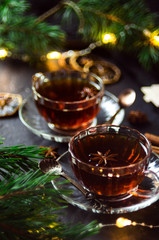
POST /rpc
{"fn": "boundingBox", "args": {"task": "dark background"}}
[29,0,159,16]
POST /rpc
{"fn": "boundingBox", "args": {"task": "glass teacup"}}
[69,125,159,201]
[32,70,104,135]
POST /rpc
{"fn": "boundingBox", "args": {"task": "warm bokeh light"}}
[0,49,8,58]
[102,33,117,44]
[144,29,159,47]
[150,35,159,47]
[46,51,61,59]
[116,217,132,228]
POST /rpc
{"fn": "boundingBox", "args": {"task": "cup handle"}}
[129,170,159,199]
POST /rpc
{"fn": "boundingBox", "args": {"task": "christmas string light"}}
[150,31,159,47]
[55,32,117,61]
[0,27,159,62]
[102,33,117,44]
[143,29,159,47]
[98,217,159,229]
[25,29,159,62]
[44,36,121,84]
[0,49,9,58]
[43,32,118,78]
[27,217,159,240]
[46,51,62,60]
[151,35,159,46]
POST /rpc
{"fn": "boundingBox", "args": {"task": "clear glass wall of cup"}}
[69,125,159,202]
[32,70,104,135]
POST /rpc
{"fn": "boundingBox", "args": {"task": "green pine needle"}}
[0,139,100,239]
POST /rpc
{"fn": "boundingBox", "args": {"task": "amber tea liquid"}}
[34,77,101,131]
[71,132,148,198]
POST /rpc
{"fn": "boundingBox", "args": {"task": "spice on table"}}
[127,110,148,125]
[144,132,159,155]
[151,145,159,155]
[39,146,60,173]
[145,133,159,146]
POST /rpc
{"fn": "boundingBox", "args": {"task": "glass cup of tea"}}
[32,70,104,135]
[68,125,159,202]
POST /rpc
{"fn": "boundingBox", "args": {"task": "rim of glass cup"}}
[32,70,104,108]
[68,124,152,171]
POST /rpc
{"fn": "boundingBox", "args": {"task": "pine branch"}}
[0,143,47,179]
[0,17,65,57]
[60,0,159,67]
[0,0,30,22]
[0,139,100,239]
[1,0,159,67]
[0,0,65,60]
[36,0,64,23]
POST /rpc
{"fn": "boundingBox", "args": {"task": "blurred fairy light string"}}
[43,30,159,61]
[45,33,115,62]
[143,29,159,47]
[1,0,159,64]
[0,29,159,61]
[45,29,159,60]
[28,217,159,236]
[99,217,159,229]
[102,33,117,44]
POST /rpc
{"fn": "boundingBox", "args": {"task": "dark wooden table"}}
[0,48,159,240]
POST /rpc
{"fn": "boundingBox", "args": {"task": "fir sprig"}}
[0,144,46,178]
[61,0,159,67]
[0,0,65,60]
[0,140,100,239]
[1,0,159,68]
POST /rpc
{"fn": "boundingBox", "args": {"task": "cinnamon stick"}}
[151,145,159,155]
[144,133,159,146]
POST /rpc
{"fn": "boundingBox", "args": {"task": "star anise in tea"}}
[89,149,118,166]
[80,87,95,99]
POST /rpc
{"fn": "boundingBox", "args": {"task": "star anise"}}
[80,87,95,99]
[89,149,118,166]
[39,146,60,173]
[40,146,59,158]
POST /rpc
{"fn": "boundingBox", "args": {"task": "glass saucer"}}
[51,151,159,214]
[19,91,125,143]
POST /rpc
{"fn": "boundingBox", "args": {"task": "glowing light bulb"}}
[0,49,8,58]
[146,30,159,47]
[154,36,159,42]
[102,33,117,44]
[116,217,132,228]
[151,35,159,47]
[46,51,61,59]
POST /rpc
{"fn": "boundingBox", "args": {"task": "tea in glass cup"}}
[68,125,156,201]
[32,70,104,135]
